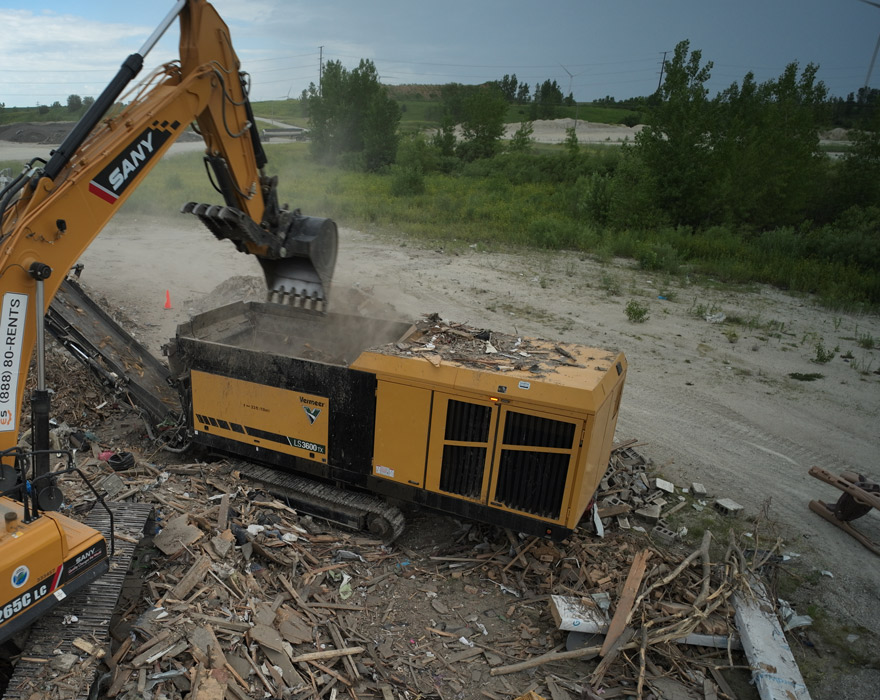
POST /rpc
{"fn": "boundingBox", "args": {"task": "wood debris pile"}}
[377,315,588,373]
[2,433,782,700]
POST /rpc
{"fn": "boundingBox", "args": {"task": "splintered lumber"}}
[808,466,880,511]
[600,549,650,656]
[490,642,631,676]
[153,514,203,555]
[591,627,635,685]
[190,626,228,669]
[290,646,365,663]
[170,555,212,600]
[733,575,812,700]
[216,493,230,530]
[194,670,226,700]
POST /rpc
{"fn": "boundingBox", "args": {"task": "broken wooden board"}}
[600,549,650,657]
[153,514,203,556]
[733,575,812,700]
[809,500,880,556]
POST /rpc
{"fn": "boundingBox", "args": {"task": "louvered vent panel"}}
[444,400,491,442]
[503,411,575,448]
[494,449,570,518]
[439,445,486,498]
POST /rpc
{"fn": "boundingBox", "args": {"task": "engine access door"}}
[485,406,581,525]
[424,394,499,504]
[425,394,582,525]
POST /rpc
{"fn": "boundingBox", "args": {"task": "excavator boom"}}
[0,0,335,460]
[0,0,335,649]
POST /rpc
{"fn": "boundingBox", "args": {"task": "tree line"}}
[295,42,879,306]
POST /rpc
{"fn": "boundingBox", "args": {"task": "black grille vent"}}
[445,400,491,443]
[494,450,569,518]
[503,411,575,448]
[439,445,486,498]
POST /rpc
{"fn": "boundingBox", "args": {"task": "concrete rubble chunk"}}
[655,477,675,494]
[652,524,676,546]
[692,482,708,497]
[634,503,662,524]
[714,498,744,517]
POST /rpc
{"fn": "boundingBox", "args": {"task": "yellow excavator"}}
[0,0,626,655]
[0,0,337,646]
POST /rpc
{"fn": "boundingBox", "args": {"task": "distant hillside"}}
[0,105,89,126]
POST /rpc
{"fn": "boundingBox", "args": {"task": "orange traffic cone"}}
[164,290,172,310]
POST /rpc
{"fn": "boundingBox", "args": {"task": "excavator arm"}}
[0,0,336,467]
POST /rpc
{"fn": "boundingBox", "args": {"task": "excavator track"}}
[3,503,153,700]
[235,462,406,543]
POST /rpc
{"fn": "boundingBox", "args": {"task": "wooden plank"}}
[591,627,635,685]
[733,575,811,700]
[153,514,203,556]
[599,549,650,657]
[809,501,880,556]
[216,493,230,530]
[808,467,880,511]
[596,504,631,518]
[170,555,212,600]
[290,647,365,663]
[190,614,253,633]
[194,670,227,700]
[709,668,738,700]
[189,626,228,669]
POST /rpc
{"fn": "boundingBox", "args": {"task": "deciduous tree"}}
[307,59,400,171]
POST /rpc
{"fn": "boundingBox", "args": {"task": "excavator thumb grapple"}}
[183,177,338,308]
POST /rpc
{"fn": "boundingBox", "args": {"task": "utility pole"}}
[319,46,324,96]
[657,51,669,92]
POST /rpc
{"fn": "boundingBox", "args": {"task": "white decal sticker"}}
[375,465,394,477]
[518,381,531,390]
[0,293,27,432]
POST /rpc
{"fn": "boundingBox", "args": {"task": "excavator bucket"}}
[183,202,338,308]
[261,214,337,307]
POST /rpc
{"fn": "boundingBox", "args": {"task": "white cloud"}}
[0,10,151,104]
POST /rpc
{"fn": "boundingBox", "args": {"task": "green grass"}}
[788,372,824,381]
[0,104,90,125]
[251,100,309,127]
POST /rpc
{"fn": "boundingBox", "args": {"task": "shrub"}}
[390,165,425,196]
[625,300,650,323]
[636,241,681,274]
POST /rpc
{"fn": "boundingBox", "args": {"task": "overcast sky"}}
[0,0,877,107]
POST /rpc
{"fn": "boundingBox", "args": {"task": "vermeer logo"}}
[303,406,321,425]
